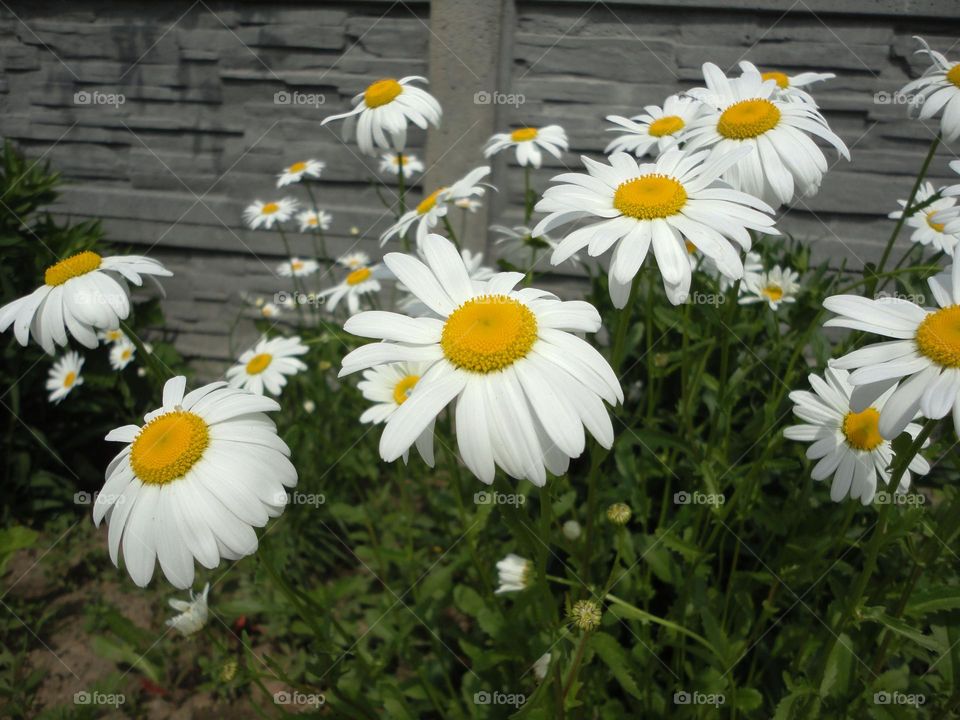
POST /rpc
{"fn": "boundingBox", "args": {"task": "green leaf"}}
[588,632,642,699]
[905,587,960,617]
[819,633,853,699]
[863,607,945,653]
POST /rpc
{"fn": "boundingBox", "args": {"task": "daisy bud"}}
[532,652,551,682]
[562,520,582,541]
[494,553,532,594]
[569,599,602,632]
[606,503,632,526]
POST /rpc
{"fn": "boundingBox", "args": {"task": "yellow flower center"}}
[762,284,784,302]
[121,349,132,360]
[613,174,688,220]
[441,295,537,373]
[392,374,420,405]
[948,64,960,89]
[365,78,402,108]
[915,305,960,367]
[130,410,210,486]
[416,187,446,215]
[63,371,76,388]
[510,127,538,142]
[106,330,123,342]
[648,115,685,137]
[718,98,781,139]
[307,216,319,226]
[761,71,790,89]
[346,267,372,285]
[288,161,307,173]
[245,353,273,375]
[44,251,102,287]
[842,407,883,451]
[261,202,280,215]
[291,260,304,270]
[926,211,946,232]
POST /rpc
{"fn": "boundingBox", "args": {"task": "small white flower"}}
[244,198,299,230]
[338,252,370,270]
[318,264,386,315]
[226,336,309,396]
[277,257,319,278]
[738,61,834,106]
[495,554,532,594]
[46,351,84,404]
[562,520,581,541]
[900,36,960,143]
[739,265,800,310]
[889,181,959,256]
[379,153,425,179]
[357,361,434,466]
[453,197,482,213]
[484,125,567,168]
[166,583,210,636]
[98,328,127,345]
[297,209,332,233]
[303,399,316,413]
[276,159,324,188]
[109,339,136,370]
[604,95,702,157]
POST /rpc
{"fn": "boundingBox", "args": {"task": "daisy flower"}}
[297,209,332,233]
[933,161,960,239]
[492,224,582,269]
[340,234,622,485]
[381,166,490,247]
[166,583,210,636]
[495,553,531,594]
[784,368,930,504]
[321,76,441,156]
[484,125,567,168]
[825,261,960,438]
[900,36,960,143]
[888,181,959,256]
[94,376,296,588]
[533,148,778,307]
[379,152,424,179]
[110,339,136,371]
[357,361,434,465]
[0,251,172,354]
[277,257,319,278]
[319,264,385,315]
[604,95,701,157]
[226,336,308,396]
[98,328,127,345]
[738,61,834,105]
[337,252,370,270]
[276,159,324,188]
[244,198,298,230]
[739,265,800,310]
[684,63,849,207]
[47,351,83,404]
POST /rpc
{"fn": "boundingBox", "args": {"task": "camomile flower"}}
[337,252,370,270]
[492,224,582,269]
[534,148,778,307]
[297,209,332,233]
[484,125,567,168]
[888,181,959,256]
[259,302,282,319]
[318,264,386,315]
[94,376,296,588]
[604,95,701,157]
[379,152,424,179]
[166,583,210,636]
[226,336,308,396]
[340,234,622,485]
[933,161,960,239]
[321,76,441,156]
[824,261,960,439]
[276,159,324,188]
[244,198,298,230]
[900,36,960,143]
[495,554,532,594]
[47,351,84,404]
[739,265,800,310]
[357,361,434,465]
[98,328,127,345]
[110,339,136,371]
[277,257,319,278]
[684,62,849,207]
[381,166,491,246]
[738,61,834,105]
[0,251,172,354]
[784,368,929,504]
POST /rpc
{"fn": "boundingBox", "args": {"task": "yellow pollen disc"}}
[130,411,210,486]
[288,161,307,173]
[44,251,102,287]
[915,305,960,367]
[613,174,688,220]
[393,375,420,405]
[761,71,790,89]
[762,284,784,302]
[291,260,304,270]
[122,349,132,360]
[948,64,960,89]
[365,78,402,108]
[441,295,538,373]
[927,211,946,232]
[63,371,76,388]
[346,267,372,285]
[685,239,698,254]
[718,98,781,139]
[510,127,538,142]
[842,408,883,451]
[417,187,446,215]
[308,217,318,226]
[245,353,273,375]
[648,115,685,137]
[261,202,280,215]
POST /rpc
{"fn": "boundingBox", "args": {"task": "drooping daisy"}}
[825,261,960,438]
[318,264,386,315]
[110,339,136,371]
[297,209,332,233]
[47,351,84,404]
[484,125,567,168]
[738,61,835,106]
[534,148,778,307]
[0,251,172,354]
[244,198,299,230]
[276,159,324,188]
[337,252,370,270]
[739,265,800,310]
[495,554,531,594]
[340,234,622,485]
[887,181,959,256]
[98,328,127,345]
[379,152,424,179]
[357,361,434,465]
[784,368,930,504]
[277,257,319,278]
[684,63,849,207]
[226,336,308,396]
[94,376,296,588]
[166,583,210,636]
[900,36,960,143]
[321,76,442,156]
[380,166,491,247]
[604,95,701,157]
